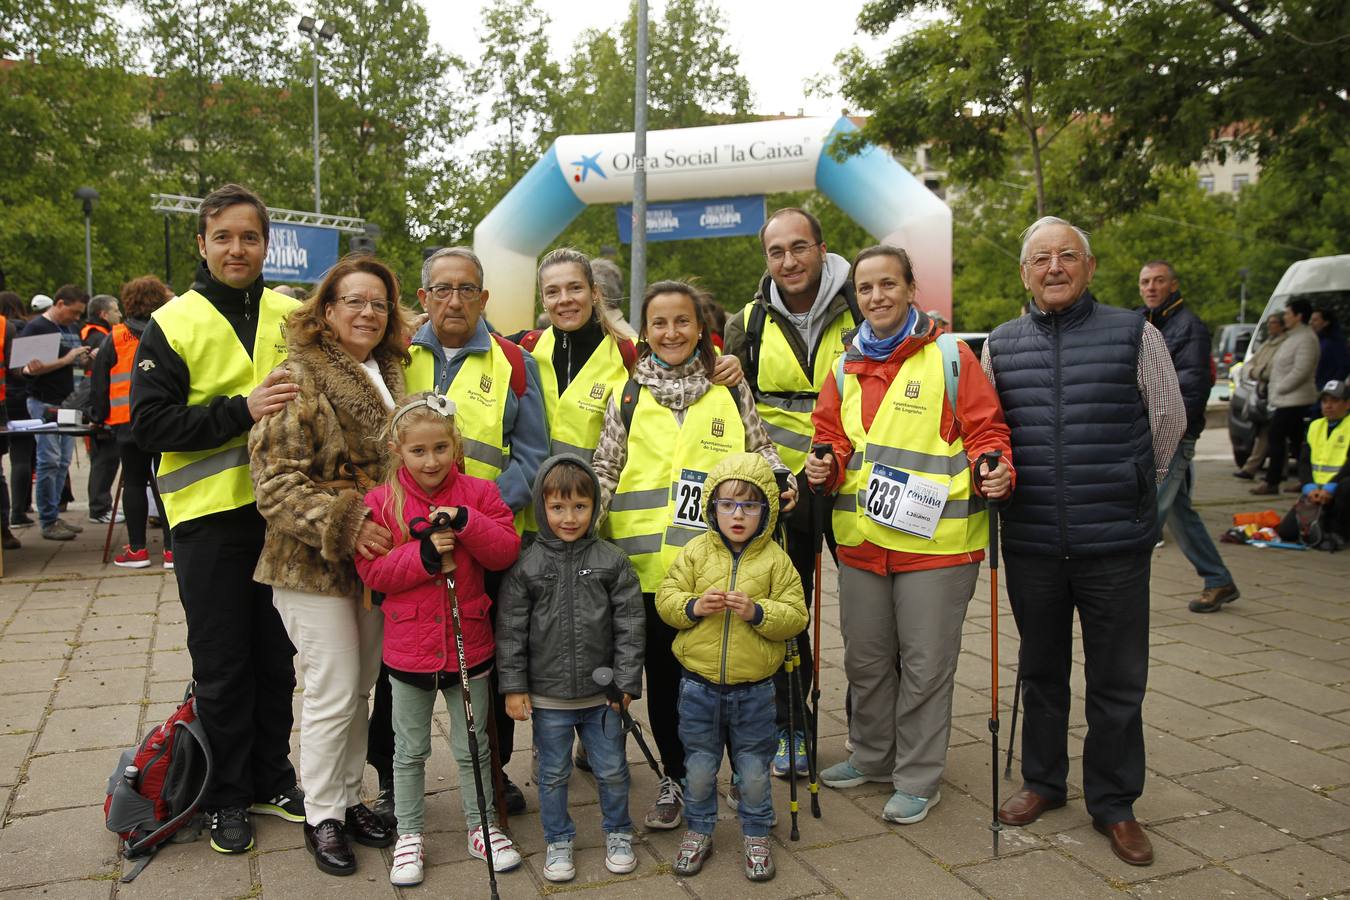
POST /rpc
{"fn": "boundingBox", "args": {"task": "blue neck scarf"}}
[855,307,917,360]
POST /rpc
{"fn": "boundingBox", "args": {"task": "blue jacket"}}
[409,319,549,514]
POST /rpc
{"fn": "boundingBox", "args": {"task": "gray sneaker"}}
[55,517,83,533]
[672,830,713,876]
[645,776,683,830]
[41,521,77,541]
[744,835,775,881]
[542,840,574,882]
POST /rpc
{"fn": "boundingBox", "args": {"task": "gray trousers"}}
[838,562,978,797]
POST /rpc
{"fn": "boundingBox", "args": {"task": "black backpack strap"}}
[619,377,641,434]
[744,303,767,395]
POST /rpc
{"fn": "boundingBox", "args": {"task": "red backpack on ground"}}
[104,683,213,881]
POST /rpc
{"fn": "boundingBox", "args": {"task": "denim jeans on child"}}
[1156,437,1234,589]
[533,704,632,843]
[677,674,776,837]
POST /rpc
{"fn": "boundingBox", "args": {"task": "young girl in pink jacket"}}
[355,393,522,887]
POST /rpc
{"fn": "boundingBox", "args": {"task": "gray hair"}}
[590,257,624,310]
[421,247,484,289]
[88,293,119,317]
[1019,216,1093,263]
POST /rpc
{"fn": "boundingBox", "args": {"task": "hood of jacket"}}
[531,452,602,548]
[701,452,781,553]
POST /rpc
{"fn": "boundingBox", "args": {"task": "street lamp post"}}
[74,186,98,296]
[298,15,337,214]
[627,0,649,334]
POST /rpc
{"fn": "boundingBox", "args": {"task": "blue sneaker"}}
[820,760,887,789]
[792,731,809,777]
[883,789,940,824]
[770,729,791,777]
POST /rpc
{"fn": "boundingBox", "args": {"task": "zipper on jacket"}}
[566,542,578,696]
[718,550,742,686]
[243,287,253,321]
[1053,316,1069,558]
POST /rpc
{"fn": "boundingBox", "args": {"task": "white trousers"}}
[273,586,383,825]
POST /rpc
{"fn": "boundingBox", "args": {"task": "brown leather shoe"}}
[997,789,1065,826]
[1249,483,1278,495]
[1094,819,1154,866]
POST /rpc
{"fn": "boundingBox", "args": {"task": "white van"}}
[1227,255,1350,465]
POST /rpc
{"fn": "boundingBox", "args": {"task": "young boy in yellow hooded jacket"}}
[656,452,807,883]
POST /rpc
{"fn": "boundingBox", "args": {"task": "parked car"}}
[1227,254,1350,465]
[949,331,987,359]
[1212,323,1255,400]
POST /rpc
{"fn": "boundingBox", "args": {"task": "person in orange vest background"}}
[0,291,20,549]
[83,293,123,524]
[90,277,173,567]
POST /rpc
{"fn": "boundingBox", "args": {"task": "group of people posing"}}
[122,182,1188,888]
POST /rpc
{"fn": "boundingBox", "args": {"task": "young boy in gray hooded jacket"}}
[495,453,645,883]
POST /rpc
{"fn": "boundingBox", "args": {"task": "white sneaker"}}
[542,840,575,882]
[468,824,522,872]
[605,832,637,874]
[389,833,424,886]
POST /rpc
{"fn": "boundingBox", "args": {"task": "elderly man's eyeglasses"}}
[1023,250,1085,271]
[336,295,392,316]
[425,283,481,302]
[713,498,767,517]
[766,241,821,264]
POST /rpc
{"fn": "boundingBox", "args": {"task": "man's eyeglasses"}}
[336,295,392,316]
[713,498,767,517]
[766,241,821,264]
[1023,250,1085,271]
[425,283,481,302]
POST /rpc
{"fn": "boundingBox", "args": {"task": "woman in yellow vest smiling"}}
[805,245,1013,826]
[592,280,796,832]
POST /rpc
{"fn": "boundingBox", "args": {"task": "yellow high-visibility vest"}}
[608,385,744,592]
[832,342,986,554]
[153,288,298,527]
[1308,417,1349,486]
[530,327,630,461]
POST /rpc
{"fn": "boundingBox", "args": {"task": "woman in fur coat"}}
[249,254,408,876]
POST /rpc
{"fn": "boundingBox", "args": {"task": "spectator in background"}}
[1310,308,1349,386]
[30,294,53,314]
[697,291,728,350]
[2,292,34,530]
[1234,314,1287,480]
[83,293,123,524]
[1277,379,1350,548]
[15,285,90,541]
[0,292,18,548]
[590,257,638,342]
[1253,298,1320,495]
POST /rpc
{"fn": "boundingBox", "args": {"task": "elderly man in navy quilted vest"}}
[981,217,1185,868]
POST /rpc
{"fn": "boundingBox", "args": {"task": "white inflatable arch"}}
[473,116,952,333]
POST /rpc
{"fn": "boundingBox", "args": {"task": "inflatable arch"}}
[473,115,952,333]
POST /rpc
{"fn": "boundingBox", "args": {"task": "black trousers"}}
[173,504,297,810]
[1265,406,1308,488]
[1005,550,1150,824]
[86,429,119,518]
[775,492,838,732]
[644,591,686,779]
[8,434,33,519]
[114,428,170,550]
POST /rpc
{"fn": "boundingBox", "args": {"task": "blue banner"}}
[263,222,341,284]
[617,196,765,243]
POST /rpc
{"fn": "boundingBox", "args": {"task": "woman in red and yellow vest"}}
[806,245,1013,825]
[90,276,174,568]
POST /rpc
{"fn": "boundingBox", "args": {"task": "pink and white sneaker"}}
[468,824,521,871]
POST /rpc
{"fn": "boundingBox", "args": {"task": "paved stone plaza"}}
[0,425,1347,898]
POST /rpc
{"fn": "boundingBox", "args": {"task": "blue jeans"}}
[678,675,776,837]
[1156,437,1233,589]
[533,704,632,843]
[28,397,73,527]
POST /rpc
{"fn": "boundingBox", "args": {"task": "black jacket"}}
[1141,293,1211,439]
[495,454,645,701]
[130,263,261,454]
[987,292,1157,558]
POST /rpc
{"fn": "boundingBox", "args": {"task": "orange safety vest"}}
[80,321,110,343]
[106,323,138,426]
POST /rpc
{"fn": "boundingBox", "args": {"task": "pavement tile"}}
[1130,865,1281,898]
[960,847,1114,899]
[1231,650,1350,686]
[1154,624,1270,657]
[1222,670,1350,714]
[36,703,140,753]
[17,589,91,610]
[89,591,158,616]
[79,613,155,642]
[1317,832,1350,864]
[1214,697,1350,749]
[898,785,1045,865]
[1246,629,1350,663]
[0,692,50,735]
[254,845,401,898]
[1150,642,1264,678]
[0,733,33,786]
[1248,610,1350,641]
[1148,664,1259,707]
[799,832,981,898]
[0,807,119,885]
[416,854,541,898]
[67,639,151,672]
[115,840,255,900]
[1178,766,1347,839]
[0,634,74,662]
[95,576,164,598]
[13,748,121,814]
[1140,692,1248,739]
[3,607,86,636]
[1154,809,1298,861]
[1140,729,1235,776]
[0,659,65,695]
[1230,843,1350,899]
[147,649,192,682]
[52,669,148,709]
[1051,821,1205,882]
[1134,772,1225,823]
[1205,730,1350,789]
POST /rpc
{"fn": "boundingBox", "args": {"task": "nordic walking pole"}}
[785,636,802,841]
[1004,673,1021,779]
[593,667,663,778]
[808,442,831,819]
[101,471,124,564]
[413,513,499,900]
[979,451,1003,857]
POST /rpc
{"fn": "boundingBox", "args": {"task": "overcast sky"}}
[424,0,883,122]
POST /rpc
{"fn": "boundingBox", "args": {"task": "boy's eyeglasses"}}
[714,499,767,517]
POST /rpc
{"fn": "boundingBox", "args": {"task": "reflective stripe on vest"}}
[106,323,138,426]
[1308,417,1349,486]
[607,385,744,592]
[153,288,298,527]
[832,342,986,554]
[741,304,849,472]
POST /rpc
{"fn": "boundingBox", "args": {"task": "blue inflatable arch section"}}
[473,116,952,333]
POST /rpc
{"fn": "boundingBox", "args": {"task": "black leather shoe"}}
[345,802,394,848]
[305,819,356,876]
[372,775,396,830]
[503,777,526,815]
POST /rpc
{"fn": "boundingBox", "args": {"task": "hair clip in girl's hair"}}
[392,393,457,428]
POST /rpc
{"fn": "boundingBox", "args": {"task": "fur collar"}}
[286,334,405,432]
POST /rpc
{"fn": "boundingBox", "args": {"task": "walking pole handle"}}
[977,450,1002,570]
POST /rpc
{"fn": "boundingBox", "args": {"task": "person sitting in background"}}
[1234,314,1287,480]
[1276,379,1350,548]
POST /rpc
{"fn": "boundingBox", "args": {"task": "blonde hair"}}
[380,391,464,542]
